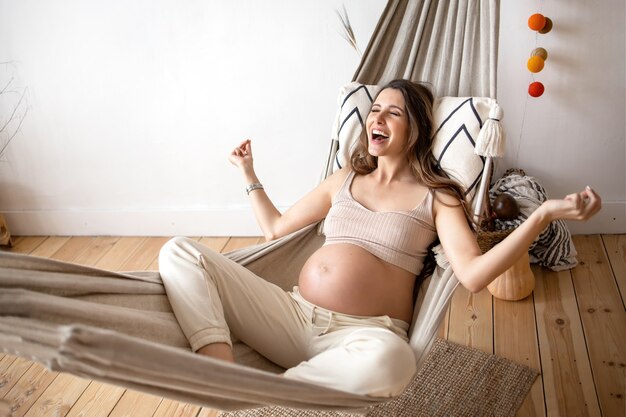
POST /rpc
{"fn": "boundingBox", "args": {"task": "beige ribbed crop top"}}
[323,170,438,275]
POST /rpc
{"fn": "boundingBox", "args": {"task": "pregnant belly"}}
[297,243,416,322]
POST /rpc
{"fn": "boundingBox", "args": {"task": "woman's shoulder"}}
[317,167,352,196]
[431,187,460,201]
[431,187,464,215]
[327,167,353,185]
[334,166,353,177]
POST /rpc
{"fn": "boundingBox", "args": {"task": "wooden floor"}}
[0,234,624,417]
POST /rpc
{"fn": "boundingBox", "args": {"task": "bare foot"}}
[196,343,235,363]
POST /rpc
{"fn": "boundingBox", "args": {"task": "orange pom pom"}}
[528,82,545,97]
[528,13,546,31]
[527,56,545,73]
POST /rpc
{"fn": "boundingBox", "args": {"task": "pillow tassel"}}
[474,104,505,158]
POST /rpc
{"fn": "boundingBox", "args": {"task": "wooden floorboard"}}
[73,237,120,267]
[4,363,58,417]
[152,398,201,417]
[571,235,626,417]
[65,382,126,417]
[0,359,44,401]
[1,234,624,417]
[533,266,601,417]
[494,293,544,417]
[7,236,46,255]
[49,236,95,262]
[29,237,71,258]
[602,234,626,309]
[446,286,493,354]
[21,373,90,417]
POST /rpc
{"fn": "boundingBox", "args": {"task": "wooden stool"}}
[0,215,13,247]
[487,251,535,301]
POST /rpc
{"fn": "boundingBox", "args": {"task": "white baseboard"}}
[1,207,270,237]
[2,201,624,236]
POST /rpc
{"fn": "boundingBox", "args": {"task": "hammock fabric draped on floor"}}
[0,225,457,411]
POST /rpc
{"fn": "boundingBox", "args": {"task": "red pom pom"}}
[528,82,545,97]
[528,14,546,31]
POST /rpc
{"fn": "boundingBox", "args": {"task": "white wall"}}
[0,0,385,236]
[497,0,625,234]
[0,0,624,236]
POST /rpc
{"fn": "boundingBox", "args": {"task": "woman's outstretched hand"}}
[539,186,602,223]
[228,139,254,172]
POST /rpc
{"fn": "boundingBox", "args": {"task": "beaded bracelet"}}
[245,183,264,195]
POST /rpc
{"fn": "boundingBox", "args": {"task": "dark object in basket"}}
[492,193,520,220]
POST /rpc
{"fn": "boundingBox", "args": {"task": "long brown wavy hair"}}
[350,79,475,282]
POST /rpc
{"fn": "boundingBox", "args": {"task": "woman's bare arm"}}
[229,139,348,241]
[434,187,601,292]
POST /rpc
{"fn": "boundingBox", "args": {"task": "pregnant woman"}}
[158,79,600,397]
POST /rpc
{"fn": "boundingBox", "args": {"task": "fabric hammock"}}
[353,0,499,97]
[0,0,501,412]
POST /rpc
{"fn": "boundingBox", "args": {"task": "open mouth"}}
[371,129,389,143]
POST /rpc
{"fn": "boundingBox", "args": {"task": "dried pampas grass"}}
[335,5,361,55]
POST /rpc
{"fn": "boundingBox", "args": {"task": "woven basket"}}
[476,229,512,254]
[0,215,12,247]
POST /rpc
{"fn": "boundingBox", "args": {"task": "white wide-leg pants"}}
[158,237,416,397]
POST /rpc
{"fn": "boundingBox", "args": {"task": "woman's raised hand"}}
[539,186,602,223]
[228,139,254,172]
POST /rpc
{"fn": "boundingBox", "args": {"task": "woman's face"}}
[365,88,411,159]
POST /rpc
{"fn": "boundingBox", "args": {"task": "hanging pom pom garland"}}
[526,8,553,98]
[516,2,554,165]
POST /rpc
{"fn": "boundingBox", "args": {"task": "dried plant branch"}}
[0,76,14,95]
[335,5,361,56]
[0,86,26,133]
[0,89,28,158]
[0,62,29,160]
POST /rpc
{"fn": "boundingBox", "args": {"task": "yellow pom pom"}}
[527,56,545,73]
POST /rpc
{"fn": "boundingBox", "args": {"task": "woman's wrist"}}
[533,203,553,228]
[245,182,264,195]
[241,167,258,184]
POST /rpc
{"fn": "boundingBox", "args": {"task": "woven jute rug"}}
[221,338,539,417]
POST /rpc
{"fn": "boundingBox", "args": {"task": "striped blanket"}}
[489,169,578,271]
